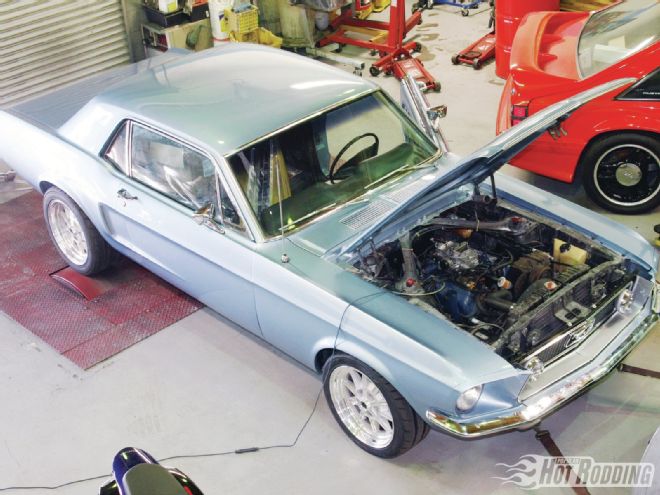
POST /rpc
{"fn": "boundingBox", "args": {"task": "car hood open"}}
[331,78,635,258]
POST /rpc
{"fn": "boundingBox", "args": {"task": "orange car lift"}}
[317,0,440,91]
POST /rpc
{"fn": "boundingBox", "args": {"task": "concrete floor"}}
[1,4,659,494]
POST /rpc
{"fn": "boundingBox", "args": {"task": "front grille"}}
[521,294,618,367]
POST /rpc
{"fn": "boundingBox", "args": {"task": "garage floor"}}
[0,5,658,494]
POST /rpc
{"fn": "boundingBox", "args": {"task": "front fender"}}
[337,293,522,419]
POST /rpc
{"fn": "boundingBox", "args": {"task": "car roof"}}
[92,44,377,156]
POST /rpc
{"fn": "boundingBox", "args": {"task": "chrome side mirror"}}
[428,104,447,121]
[428,105,447,134]
[193,203,224,234]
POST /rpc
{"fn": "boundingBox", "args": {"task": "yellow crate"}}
[226,6,259,34]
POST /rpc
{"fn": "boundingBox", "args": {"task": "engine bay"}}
[354,196,634,366]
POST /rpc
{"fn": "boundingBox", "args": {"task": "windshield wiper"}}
[364,158,437,191]
[281,202,339,233]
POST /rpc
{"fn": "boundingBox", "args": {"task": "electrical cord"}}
[0,474,112,492]
[0,375,326,494]
[0,300,352,493]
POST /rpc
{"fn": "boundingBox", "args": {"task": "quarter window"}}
[619,69,660,100]
[103,123,129,174]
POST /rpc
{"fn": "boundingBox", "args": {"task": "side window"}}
[129,123,245,231]
[103,123,129,174]
[130,124,217,210]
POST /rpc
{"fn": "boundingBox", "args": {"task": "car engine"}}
[354,196,633,366]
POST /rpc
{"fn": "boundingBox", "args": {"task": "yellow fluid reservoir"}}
[553,238,588,268]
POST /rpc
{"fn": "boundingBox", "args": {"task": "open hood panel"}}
[337,78,635,257]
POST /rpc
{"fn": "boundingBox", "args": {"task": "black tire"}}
[472,58,482,70]
[461,8,469,16]
[581,133,660,214]
[433,81,441,92]
[323,354,429,458]
[451,54,460,65]
[43,187,114,275]
[369,65,380,77]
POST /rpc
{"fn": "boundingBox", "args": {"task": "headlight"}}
[456,385,483,412]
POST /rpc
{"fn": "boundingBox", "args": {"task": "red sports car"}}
[497,0,659,214]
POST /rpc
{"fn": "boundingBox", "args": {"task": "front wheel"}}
[323,354,429,458]
[43,188,114,275]
[582,133,660,214]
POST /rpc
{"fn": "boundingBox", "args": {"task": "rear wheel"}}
[43,188,114,275]
[323,354,429,458]
[582,133,660,214]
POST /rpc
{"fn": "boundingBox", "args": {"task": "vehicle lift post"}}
[317,0,440,91]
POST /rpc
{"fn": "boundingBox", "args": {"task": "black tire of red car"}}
[581,133,660,214]
[43,187,114,275]
[323,354,430,458]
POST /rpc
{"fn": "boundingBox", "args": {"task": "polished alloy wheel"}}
[328,365,394,448]
[47,198,89,266]
[593,144,660,207]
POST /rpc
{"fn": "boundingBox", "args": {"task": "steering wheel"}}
[328,132,380,184]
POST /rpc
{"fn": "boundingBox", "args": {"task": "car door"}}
[100,120,261,335]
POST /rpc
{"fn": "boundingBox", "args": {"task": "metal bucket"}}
[256,0,282,35]
[278,0,315,47]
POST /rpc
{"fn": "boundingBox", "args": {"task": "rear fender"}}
[0,110,108,225]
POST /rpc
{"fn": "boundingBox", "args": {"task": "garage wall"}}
[0,0,132,108]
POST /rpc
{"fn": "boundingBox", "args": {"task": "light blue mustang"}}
[1,45,657,457]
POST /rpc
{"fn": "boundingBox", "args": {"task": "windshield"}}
[578,0,659,78]
[227,91,437,237]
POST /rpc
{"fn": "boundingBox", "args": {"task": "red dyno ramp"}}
[0,192,202,369]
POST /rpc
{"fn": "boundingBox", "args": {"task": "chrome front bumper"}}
[426,279,659,438]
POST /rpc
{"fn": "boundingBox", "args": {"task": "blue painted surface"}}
[0,49,655,437]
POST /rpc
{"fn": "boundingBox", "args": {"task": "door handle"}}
[117,188,138,201]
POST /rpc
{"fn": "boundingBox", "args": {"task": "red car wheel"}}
[582,133,660,214]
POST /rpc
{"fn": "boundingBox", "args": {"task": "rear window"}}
[577,0,659,78]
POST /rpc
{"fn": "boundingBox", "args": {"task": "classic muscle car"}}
[496,0,660,214]
[1,45,658,458]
